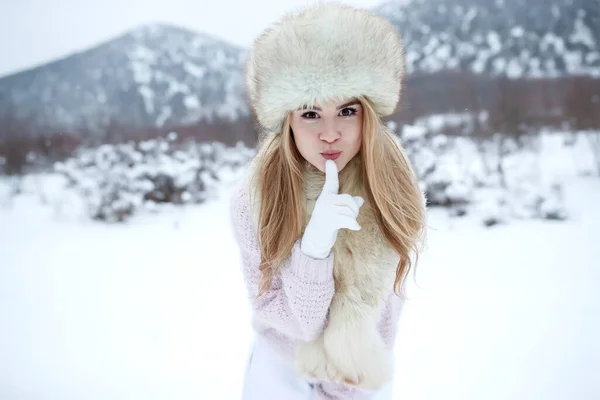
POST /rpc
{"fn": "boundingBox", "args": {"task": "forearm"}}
[238,239,335,341]
[231,181,335,341]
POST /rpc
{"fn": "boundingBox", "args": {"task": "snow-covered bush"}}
[390,118,568,226]
[0,175,21,208]
[54,133,255,222]
[584,130,600,176]
[398,124,478,209]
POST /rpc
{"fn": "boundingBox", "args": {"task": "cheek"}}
[342,119,362,148]
[291,125,319,153]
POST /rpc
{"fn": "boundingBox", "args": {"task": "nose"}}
[319,120,341,143]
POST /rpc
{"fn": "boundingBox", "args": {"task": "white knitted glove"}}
[300,160,364,259]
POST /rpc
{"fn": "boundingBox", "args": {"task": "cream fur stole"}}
[247,155,400,389]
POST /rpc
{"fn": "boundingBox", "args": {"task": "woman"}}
[230,3,427,399]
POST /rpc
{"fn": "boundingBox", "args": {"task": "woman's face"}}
[289,97,363,173]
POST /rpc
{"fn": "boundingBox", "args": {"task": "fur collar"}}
[248,154,400,389]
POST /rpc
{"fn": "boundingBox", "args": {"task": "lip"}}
[321,151,341,160]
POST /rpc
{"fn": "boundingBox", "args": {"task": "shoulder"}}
[229,172,251,221]
[229,161,261,233]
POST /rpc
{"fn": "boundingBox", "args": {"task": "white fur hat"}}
[244,2,405,132]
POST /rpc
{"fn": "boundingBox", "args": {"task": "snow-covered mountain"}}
[0,23,248,136]
[0,0,598,139]
[375,0,600,77]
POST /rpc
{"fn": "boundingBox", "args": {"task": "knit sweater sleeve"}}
[379,291,405,349]
[229,179,335,342]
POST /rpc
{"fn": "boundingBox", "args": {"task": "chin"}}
[315,157,347,173]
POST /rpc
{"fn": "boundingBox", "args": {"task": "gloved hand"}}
[300,160,365,259]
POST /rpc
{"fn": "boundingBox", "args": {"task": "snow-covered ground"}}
[1,132,599,400]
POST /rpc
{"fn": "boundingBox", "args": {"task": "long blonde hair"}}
[250,97,426,296]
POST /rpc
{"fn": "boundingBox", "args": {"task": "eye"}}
[339,107,357,117]
[301,111,319,119]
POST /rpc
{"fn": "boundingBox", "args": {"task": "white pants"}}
[241,336,394,400]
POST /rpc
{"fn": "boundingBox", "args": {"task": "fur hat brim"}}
[244,2,405,132]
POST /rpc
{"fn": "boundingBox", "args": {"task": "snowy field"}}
[1,132,599,400]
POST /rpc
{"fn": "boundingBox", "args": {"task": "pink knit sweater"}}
[230,178,404,399]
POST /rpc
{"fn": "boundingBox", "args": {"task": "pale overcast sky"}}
[0,0,386,78]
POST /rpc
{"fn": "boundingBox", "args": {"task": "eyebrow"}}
[297,100,360,111]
